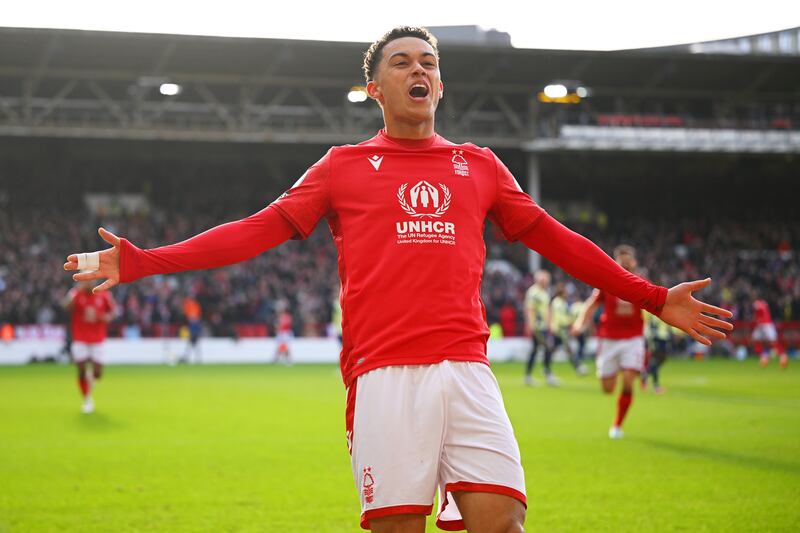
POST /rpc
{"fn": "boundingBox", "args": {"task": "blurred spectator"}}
[2,180,796,341]
[482,213,800,339]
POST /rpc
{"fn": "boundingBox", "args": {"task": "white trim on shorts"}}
[751,323,778,343]
[276,331,294,345]
[72,341,104,363]
[595,336,645,378]
[346,360,526,530]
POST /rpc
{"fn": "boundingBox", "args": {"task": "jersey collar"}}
[377,129,439,150]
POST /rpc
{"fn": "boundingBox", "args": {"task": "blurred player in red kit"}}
[572,245,649,439]
[63,279,115,413]
[752,297,788,369]
[65,27,732,532]
[274,303,293,364]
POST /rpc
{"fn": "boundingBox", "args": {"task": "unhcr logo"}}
[396,220,455,235]
[395,180,456,246]
[397,180,451,218]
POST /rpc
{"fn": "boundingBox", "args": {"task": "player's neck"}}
[382,115,435,140]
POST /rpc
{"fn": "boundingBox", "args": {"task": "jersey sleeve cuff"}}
[268,204,308,240]
[649,286,668,316]
[118,238,141,284]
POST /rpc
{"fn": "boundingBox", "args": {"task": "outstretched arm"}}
[64,206,296,293]
[519,214,732,345]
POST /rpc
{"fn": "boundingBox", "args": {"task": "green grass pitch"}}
[1,359,798,532]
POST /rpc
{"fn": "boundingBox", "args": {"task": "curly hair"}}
[362,26,439,83]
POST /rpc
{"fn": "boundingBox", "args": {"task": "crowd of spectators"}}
[2,201,797,343]
[482,213,800,339]
[0,205,338,338]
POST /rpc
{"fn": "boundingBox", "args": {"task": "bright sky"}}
[5,0,799,50]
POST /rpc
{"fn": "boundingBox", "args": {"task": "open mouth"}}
[408,83,430,99]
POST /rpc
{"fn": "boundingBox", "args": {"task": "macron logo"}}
[368,155,384,171]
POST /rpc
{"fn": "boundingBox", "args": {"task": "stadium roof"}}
[2,27,798,96]
[631,26,800,56]
[0,27,797,149]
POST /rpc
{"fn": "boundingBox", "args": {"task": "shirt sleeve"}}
[268,148,333,240]
[119,205,296,283]
[519,214,668,315]
[487,152,545,242]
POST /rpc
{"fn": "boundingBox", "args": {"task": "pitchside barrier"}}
[1,321,797,366]
[0,337,544,365]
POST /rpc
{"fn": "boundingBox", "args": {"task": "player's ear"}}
[439,81,444,99]
[367,80,383,105]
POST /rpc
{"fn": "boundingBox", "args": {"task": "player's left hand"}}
[63,227,121,293]
[659,278,733,346]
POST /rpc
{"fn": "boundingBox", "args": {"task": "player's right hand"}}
[659,278,733,346]
[63,227,121,293]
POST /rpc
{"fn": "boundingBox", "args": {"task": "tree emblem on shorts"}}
[362,467,375,503]
[362,467,375,488]
[397,180,451,218]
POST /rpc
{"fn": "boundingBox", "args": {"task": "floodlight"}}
[159,83,182,96]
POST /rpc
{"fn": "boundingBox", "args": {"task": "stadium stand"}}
[0,27,797,354]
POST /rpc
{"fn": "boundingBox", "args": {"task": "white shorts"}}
[276,331,294,345]
[751,323,778,343]
[596,336,645,378]
[345,360,526,531]
[72,341,104,363]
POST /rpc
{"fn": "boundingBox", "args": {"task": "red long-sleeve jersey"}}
[69,288,115,343]
[119,130,666,386]
[595,289,646,339]
[753,299,773,325]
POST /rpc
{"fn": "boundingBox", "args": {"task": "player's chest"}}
[607,296,638,318]
[332,151,491,221]
[77,295,101,310]
[78,294,106,311]
[532,292,548,307]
